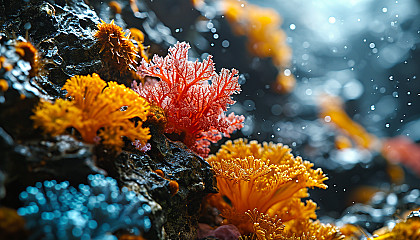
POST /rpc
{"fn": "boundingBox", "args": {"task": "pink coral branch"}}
[133,42,244,157]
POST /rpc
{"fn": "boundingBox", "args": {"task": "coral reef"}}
[1,0,419,240]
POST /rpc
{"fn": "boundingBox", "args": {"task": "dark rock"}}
[1,135,105,208]
[1,0,101,97]
[97,131,217,240]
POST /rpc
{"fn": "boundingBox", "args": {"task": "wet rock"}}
[336,184,420,233]
[1,135,105,208]
[97,131,218,240]
[1,0,101,97]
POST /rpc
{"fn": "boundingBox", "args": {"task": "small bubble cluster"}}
[17,174,151,240]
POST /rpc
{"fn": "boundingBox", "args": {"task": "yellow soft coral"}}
[31,73,150,150]
[206,139,328,234]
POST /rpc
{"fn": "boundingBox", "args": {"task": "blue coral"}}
[17,174,151,240]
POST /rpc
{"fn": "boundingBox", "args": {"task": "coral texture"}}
[95,20,138,73]
[18,174,151,240]
[206,138,328,234]
[31,73,150,150]
[133,42,244,156]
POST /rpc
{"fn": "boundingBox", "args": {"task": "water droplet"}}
[392,92,399,98]
[221,40,230,48]
[328,17,336,24]
[408,102,412,106]
[284,69,291,76]
[382,7,388,13]
[289,24,296,30]
[370,105,375,111]
[324,116,331,123]
[389,75,393,81]
[305,89,312,95]
[213,33,219,39]
[369,42,376,48]
[385,123,390,128]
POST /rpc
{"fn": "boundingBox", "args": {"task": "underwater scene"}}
[1,0,420,239]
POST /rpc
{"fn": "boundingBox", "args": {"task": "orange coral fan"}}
[206,138,328,234]
[31,73,150,150]
[223,0,295,94]
[318,95,378,150]
[94,20,138,73]
[133,42,244,157]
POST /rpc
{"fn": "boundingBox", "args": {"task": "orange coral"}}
[223,0,295,93]
[319,95,378,150]
[108,1,122,14]
[0,79,9,91]
[369,215,420,240]
[94,20,138,73]
[31,73,150,150]
[240,209,343,240]
[129,28,149,62]
[206,138,328,234]
[15,40,39,77]
[245,209,284,240]
[133,42,244,157]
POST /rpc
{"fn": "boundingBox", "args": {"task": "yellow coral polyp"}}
[31,73,150,150]
[206,139,328,234]
[246,209,284,240]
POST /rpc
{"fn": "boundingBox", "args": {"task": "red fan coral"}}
[132,42,244,157]
[31,73,150,150]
